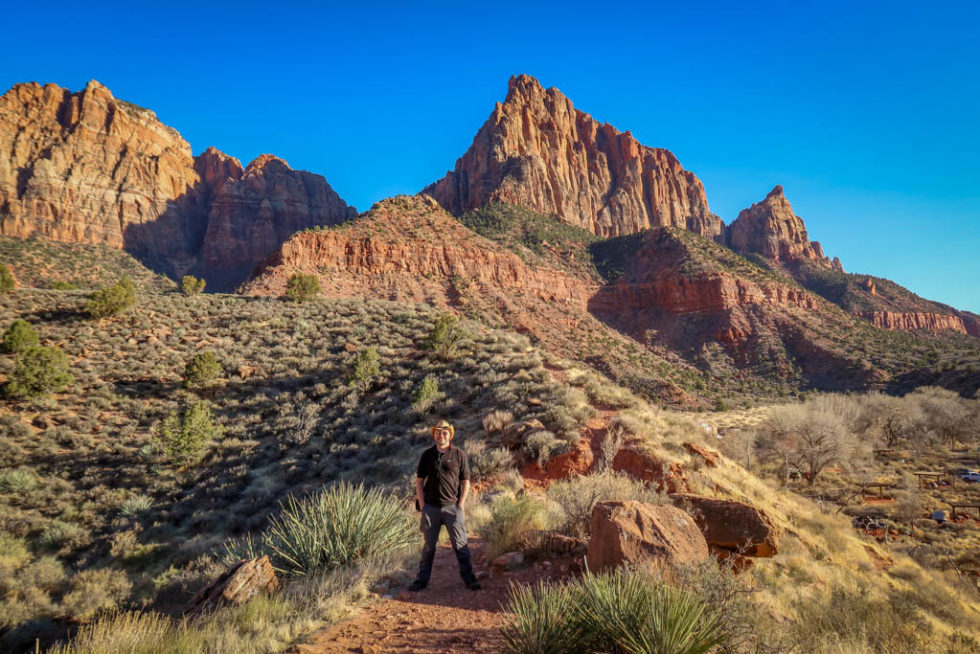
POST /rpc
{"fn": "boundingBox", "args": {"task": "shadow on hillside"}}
[113,377,183,400]
[23,305,90,325]
[152,370,427,547]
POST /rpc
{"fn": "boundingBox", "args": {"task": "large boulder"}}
[586,500,709,574]
[185,555,280,617]
[670,493,780,557]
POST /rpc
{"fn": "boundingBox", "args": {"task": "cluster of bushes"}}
[2,319,73,398]
[752,388,980,485]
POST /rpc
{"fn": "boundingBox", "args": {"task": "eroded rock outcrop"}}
[0,80,355,288]
[727,186,840,270]
[185,556,280,617]
[863,311,970,335]
[586,500,709,573]
[425,75,722,239]
[670,493,780,557]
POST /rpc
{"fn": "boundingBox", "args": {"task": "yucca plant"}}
[500,582,583,654]
[263,481,416,576]
[574,570,725,654]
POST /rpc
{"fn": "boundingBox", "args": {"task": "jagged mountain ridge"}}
[424,75,723,239]
[0,80,355,289]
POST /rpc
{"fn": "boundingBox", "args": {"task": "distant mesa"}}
[0,80,354,290]
[423,74,723,239]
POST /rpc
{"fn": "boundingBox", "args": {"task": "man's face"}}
[432,428,452,450]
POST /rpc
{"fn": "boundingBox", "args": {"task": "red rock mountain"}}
[0,80,354,288]
[424,75,722,239]
[726,186,841,270]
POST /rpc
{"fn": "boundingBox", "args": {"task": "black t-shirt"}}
[417,445,470,507]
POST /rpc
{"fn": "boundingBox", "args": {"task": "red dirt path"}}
[294,539,577,653]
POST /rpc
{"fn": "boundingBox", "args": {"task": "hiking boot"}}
[408,580,427,592]
[466,580,482,591]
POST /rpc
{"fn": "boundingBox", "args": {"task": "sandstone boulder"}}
[185,555,280,617]
[586,500,709,573]
[682,441,719,468]
[670,493,779,557]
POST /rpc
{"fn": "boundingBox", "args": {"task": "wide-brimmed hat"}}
[430,420,454,439]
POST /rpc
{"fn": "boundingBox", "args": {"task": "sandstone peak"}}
[244,153,292,176]
[424,77,722,239]
[0,80,355,290]
[726,186,836,268]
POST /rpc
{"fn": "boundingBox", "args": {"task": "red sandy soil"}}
[294,539,580,654]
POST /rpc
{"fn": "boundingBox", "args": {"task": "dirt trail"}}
[296,384,620,653]
[295,538,576,653]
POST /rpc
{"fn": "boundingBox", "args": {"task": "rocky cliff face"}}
[424,75,722,239]
[863,311,972,335]
[726,186,840,270]
[0,80,204,257]
[199,153,354,286]
[0,81,354,288]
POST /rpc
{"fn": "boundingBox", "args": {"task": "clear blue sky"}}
[3,1,978,312]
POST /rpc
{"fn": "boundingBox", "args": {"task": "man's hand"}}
[416,477,425,511]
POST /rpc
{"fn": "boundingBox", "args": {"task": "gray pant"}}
[416,503,475,584]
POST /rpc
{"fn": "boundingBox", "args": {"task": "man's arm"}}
[458,479,470,507]
[416,477,425,509]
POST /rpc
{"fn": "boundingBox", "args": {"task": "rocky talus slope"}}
[424,75,722,239]
[0,80,354,288]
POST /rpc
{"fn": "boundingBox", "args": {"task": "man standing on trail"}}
[409,419,481,591]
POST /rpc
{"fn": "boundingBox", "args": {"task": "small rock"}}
[493,551,525,570]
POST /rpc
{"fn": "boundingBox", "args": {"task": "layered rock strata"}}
[425,75,722,239]
[0,81,354,287]
[727,185,840,270]
[863,311,971,335]
[246,195,593,308]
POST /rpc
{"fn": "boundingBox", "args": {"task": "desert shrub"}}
[349,347,380,387]
[411,375,440,412]
[262,482,416,576]
[483,409,514,435]
[119,494,154,517]
[500,581,580,654]
[86,276,136,318]
[61,568,132,621]
[787,585,931,653]
[524,430,562,467]
[0,263,14,293]
[548,471,665,538]
[423,313,459,359]
[0,468,38,493]
[285,273,321,303]
[153,401,223,465]
[464,439,514,480]
[50,281,79,290]
[2,319,39,353]
[183,351,222,389]
[180,275,206,295]
[574,570,724,654]
[500,570,725,654]
[483,495,554,559]
[6,345,73,397]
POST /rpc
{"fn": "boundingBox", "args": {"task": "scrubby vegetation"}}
[284,273,320,303]
[180,275,206,296]
[1,262,15,293]
[0,285,593,650]
[86,276,137,318]
[2,319,39,354]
